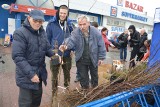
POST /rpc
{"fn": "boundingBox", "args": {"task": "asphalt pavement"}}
[0,45,130,107]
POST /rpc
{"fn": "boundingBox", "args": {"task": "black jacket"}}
[12,18,54,90]
[139,32,148,48]
[118,33,128,47]
[128,25,140,47]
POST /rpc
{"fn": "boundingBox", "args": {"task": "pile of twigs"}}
[58,62,160,107]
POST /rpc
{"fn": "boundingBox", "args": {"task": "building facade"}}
[54,0,153,39]
[0,0,154,40]
[0,0,56,39]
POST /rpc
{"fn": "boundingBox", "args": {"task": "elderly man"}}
[60,15,106,89]
[137,28,148,61]
[12,9,54,107]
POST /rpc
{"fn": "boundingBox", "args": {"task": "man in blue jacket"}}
[46,5,73,95]
[12,9,54,107]
[60,15,106,89]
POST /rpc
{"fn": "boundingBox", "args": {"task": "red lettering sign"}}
[10,4,57,16]
[125,1,129,7]
[112,8,116,14]
[125,1,143,12]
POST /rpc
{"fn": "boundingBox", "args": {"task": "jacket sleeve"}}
[65,31,76,50]
[118,33,123,41]
[140,36,147,47]
[105,37,111,45]
[131,32,140,43]
[46,23,52,44]
[12,30,35,80]
[124,34,129,43]
[44,34,55,57]
[98,34,106,60]
[141,47,150,61]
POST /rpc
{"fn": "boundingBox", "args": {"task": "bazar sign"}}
[10,4,56,16]
[121,11,148,22]
[125,1,143,12]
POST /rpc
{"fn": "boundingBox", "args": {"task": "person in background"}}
[118,29,129,62]
[128,25,140,68]
[137,28,148,61]
[59,15,106,89]
[12,9,54,107]
[46,5,73,95]
[101,27,114,52]
[110,33,121,49]
[91,21,99,28]
[141,39,151,61]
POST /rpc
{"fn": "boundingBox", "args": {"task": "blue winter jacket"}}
[66,26,106,67]
[46,16,73,57]
[12,18,54,90]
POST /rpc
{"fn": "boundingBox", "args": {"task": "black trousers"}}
[129,45,139,68]
[137,52,144,61]
[18,84,42,107]
[76,60,98,89]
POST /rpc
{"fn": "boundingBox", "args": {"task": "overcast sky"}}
[97,0,160,17]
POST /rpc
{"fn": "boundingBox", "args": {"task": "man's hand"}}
[98,60,103,66]
[128,35,131,40]
[59,45,67,52]
[70,51,75,57]
[31,74,40,83]
[51,53,63,64]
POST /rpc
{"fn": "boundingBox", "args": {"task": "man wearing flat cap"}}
[12,9,54,107]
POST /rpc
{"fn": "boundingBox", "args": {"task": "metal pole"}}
[37,0,38,7]
[68,0,69,8]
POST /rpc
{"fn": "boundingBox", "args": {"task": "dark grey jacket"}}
[66,26,106,67]
[12,18,54,90]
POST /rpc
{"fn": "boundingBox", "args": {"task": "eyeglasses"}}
[33,19,44,24]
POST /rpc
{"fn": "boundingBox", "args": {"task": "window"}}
[107,17,125,27]
[69,12,98,24]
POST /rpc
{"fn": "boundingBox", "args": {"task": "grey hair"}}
[77,15,90,22]
[141,28,146,32]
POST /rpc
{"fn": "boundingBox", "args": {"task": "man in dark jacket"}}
[137,28,148,61]
[12,9,54,107]
[118,29,128,62]
[128,25,140,68]
[46,5,73,95]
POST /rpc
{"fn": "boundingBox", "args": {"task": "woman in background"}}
[141,39,151,61]
[101,27,114,52]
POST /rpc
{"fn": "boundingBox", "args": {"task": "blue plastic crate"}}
[78,85,160,107]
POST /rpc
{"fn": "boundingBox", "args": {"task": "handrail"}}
[78,85,159,107]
